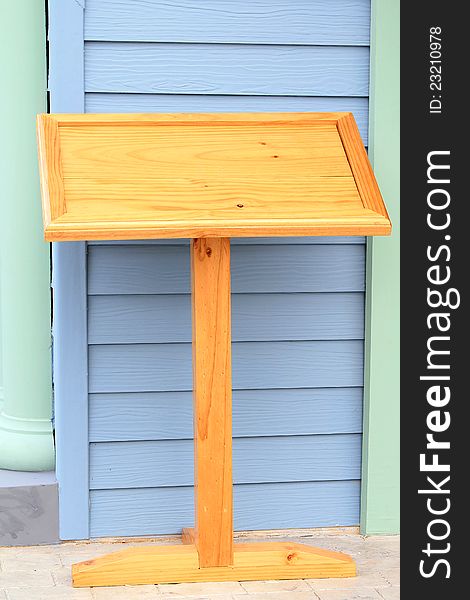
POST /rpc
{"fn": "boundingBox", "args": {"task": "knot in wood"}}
[286,553,297,562]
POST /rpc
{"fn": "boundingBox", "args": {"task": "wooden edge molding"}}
[41,111,344,127]
[336,113,391,227]
[37,114,66,225]
[44,219,391,242]
[36,112,391,240]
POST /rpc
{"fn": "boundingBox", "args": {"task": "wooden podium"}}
[37,113,391,587]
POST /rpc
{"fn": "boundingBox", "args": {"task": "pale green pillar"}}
[0,286,3,412]
[361,0,400,534]
[0,1,55,470]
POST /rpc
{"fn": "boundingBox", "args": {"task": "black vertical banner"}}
[401,2,465,598]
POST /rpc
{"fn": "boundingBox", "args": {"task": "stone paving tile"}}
[357,555,400,571]
[91,584,160,598]
[314,590,384,600]
[376,587,400,600]
[377,568,399,586]
[159,596,234,600]
[0,545,60,555]
[2,547,52,560]
[51,566,74,586]
[0,552,62,571]
[4,585,94,600]
[233,592,318,600]
[295,537,365,554]
[307,572,390,591]
[0,569,54,588]
[158,581,246,596]
[364,537,399,549]
[240,579,311,593]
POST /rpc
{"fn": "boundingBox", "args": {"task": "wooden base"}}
[72,537,356,587]
[71,239,356,588]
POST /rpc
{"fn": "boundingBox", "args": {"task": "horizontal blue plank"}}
[85,42,369,96]
[87,244,365,295]
[88,340,364,393]
[85,0,370,46]
[87,237,366,246]
[90,433,361,489]
[88,292,365,344]
[85,95,369,145]
[90,480,361,537]
[89,387,363,442]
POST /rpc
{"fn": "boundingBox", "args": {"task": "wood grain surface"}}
[37,113,391,240]
[191,238,233,566]
[72,540,355,587]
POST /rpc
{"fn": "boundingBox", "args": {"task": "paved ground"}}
[0,532,399,600]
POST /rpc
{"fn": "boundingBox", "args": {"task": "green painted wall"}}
[0,1,55,470]
[361,0,400,534]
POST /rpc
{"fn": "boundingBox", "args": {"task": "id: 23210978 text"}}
[429,26,443,114]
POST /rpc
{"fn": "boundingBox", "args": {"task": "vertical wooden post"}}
[191,238,233,568]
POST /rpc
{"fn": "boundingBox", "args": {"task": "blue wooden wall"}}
[50,0,371,539]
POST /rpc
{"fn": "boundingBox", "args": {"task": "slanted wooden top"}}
[37,113,391,241]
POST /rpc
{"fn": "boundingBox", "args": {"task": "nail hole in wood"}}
[236,204,244,208]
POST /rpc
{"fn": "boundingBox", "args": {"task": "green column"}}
[0,1,54,471]
[361,0,400,534]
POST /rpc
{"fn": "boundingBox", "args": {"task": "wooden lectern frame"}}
[37,112,391,587]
